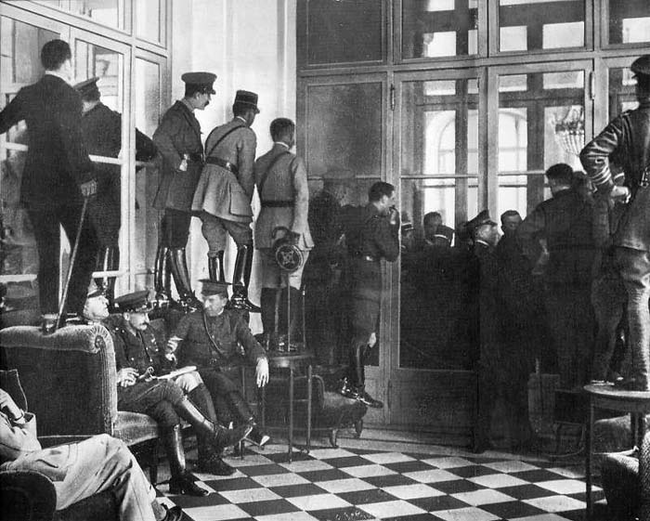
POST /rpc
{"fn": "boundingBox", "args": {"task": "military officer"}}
[105,290,236,477]
[167,280,271,448]
[254,118,313,349]
[80,285,252,496]
[192,90,260,312]
[580,54,650,391]
[153,72,216,309]
[339,182,400,408]
[75,77,157,305]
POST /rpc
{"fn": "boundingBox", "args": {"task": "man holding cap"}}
[153,72,216,309]
[580,55,650,391]
[105,290,237,477]
[192,90,261,312]
[74,77,157,305]
[167,280,271,448]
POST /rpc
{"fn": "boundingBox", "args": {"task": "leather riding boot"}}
[188,385,235,476]
[175,397,253,450]
[208,251,226,282]
[261,288,279,350]
[287,287,303,346]
[225,391,271,448]
[95,246,120,308]
[230,245,261,312]
[154,244,171,306]
[164,425,207,496]
[169,248,201,310]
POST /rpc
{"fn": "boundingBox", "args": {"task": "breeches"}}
[118,380,185,429]
[200,213,252,254]
[161,209,192,249]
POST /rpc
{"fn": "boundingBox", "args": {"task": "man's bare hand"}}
[0,388,23,420]
[117,368,138,387]
[256,358,269,388]
[166,336,181,354]
[79,179,97,198]
[609,185,631,205]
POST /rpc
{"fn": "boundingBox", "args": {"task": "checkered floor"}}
[155,438,609,521]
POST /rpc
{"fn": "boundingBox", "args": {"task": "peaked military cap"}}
[74,76,100,100]
[114,290,152,313]
[434,225,455,242]
[234,90,260,113]
[631,55,650,77]
[199,279,231,297]
[181,72,217,94]
[87,280,105,299]
[466,210,496,232]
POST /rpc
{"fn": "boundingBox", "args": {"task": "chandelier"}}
[551,106,585,157]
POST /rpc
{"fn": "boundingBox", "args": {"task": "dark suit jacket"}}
[0,74,94,209]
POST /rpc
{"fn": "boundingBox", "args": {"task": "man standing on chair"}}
[339,182,400,408]
[152,72,216,309]
[192,90,260,312]
[254,118,313,350]
[580,54,650,392]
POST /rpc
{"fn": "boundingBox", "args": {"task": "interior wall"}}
[171,0,297,333]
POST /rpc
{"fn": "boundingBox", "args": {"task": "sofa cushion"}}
[113,411,159,446]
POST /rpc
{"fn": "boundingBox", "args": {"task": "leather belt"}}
[206,156,238,175]
[261,200,294,208]
[186,152,204,163]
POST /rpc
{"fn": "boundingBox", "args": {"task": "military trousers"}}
[117,379,185,429]
[199,213,252,254]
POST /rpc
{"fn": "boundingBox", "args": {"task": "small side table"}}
[266,352,313,463]
[584,384,650,520]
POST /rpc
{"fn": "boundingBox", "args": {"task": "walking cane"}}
[56,197,89,330]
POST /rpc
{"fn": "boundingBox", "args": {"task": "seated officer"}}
[167,280,271,448]
[0,386,182,521]
[105,290,237,477]
[81,284,252,495]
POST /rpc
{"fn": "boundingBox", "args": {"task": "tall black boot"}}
[261,288,280,350]
[175,397,253,449]
[168,248,201,310]
[154,244,171,306]
[164,425,207,496]
[188,385,235,476]
[225,391,271,448]
[230,245,261,312]
[95,246,120,308]
[283,287,303,348]
[208,251,226,282]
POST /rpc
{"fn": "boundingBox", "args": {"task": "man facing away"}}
[254,118,313,350]
[0,39,98,324]
[580,54,650,391]
[152,72,216,309]
[192,91,261,312]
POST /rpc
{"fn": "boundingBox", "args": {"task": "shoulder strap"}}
[205,122,245,159]
[258,151,291,197]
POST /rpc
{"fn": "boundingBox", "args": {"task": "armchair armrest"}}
[0,470,57,521]
[0,325,118,439]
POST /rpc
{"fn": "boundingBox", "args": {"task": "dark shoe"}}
[214,421,254,450]
[168,473,208,496]
[339,378,359,400]
[358,389,384,409]
[245,425,271,448]
[198,454,236,476]
[161,505,184,521]
[229,287,261,313]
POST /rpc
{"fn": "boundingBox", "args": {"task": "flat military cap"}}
[434,225,455,242]
[199,279,230,297]
[181,72,217,94]
[74,76,100,100]
[114,290,152,313]
[631,55,650,76]
[234,90,260,113]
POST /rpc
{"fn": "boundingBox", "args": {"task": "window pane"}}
[402,0,479,59]
[306,0,383,65]
[35,0,125,31]
[607,1,650,45]
[608,66,638,120]
[305,82,382,178]
[136,0,163,43]
[498,0,585,52]
[498,71,585,215]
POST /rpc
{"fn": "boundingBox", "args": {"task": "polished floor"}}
[155,431,609,521]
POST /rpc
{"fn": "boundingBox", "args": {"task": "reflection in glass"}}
[35,0,124,30]
[607,1,650,45]
[136,0,162,42]
[75,41,123,112]
[609,67,638,120]
[305,82,382,178]
[498,0,585,52]
[306,0,383,65]
[402,0,478,59]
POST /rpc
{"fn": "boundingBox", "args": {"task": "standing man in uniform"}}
[580,54,650,391]
[192,91,260,312]
[75,77,157,305]
[254,118,313,349]
[153,72,216,309]
[0,39,98,323]
[339,182,400,408]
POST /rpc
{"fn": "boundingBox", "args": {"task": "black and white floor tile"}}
[155,441,606,521]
